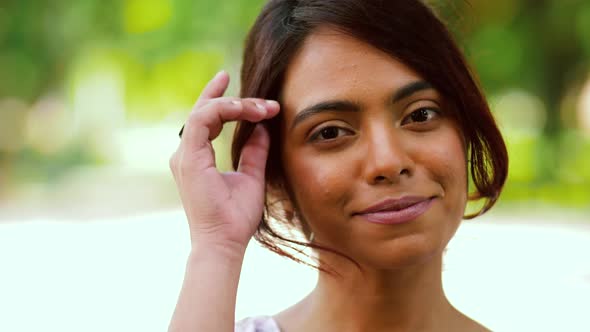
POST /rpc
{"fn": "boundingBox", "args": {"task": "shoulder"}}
[235,316,282,332]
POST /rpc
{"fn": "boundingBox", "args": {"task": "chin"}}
[355,234,446,270]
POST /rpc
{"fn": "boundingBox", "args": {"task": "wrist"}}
[190,237,248,264]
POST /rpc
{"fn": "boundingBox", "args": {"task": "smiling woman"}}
[168,1,508,332]
[269,29,470,275]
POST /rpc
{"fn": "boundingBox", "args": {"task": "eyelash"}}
[309,126,353,142]
[309,107,441,142]
[400,107,440,125]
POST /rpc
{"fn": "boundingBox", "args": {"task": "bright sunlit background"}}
[0,0,589,331]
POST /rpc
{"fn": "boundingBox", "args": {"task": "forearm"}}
[168,245,245,332]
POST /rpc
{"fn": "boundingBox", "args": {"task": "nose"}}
[363,125,414,185]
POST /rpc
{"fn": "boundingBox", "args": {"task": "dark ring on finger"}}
[178,125,185,138]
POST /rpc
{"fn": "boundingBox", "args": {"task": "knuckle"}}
[190,99,229,120]
[179,159,193,177]
[207,98,225,105]
[188,108,207,124]
[220,97,238,103]
[208,97,234,107]
[241,99,256,108]
[229,98,242,105]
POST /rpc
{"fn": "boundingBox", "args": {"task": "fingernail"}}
[215,70,226,78]
[256,103,265,111]
[265,100,279,106]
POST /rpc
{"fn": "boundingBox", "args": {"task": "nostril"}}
[374,169,409,183]
[375,175,387,182]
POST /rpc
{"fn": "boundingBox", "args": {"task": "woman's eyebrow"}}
[391,80,434,103]
[290,100,360,130]
[290,80,434,130]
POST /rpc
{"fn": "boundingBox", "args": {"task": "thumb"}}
[237,124,271,182]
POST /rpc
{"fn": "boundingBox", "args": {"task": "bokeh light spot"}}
[124,0,173,34]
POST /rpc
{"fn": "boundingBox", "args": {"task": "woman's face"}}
[279,27,467,269]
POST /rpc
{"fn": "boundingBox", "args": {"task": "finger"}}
[185,98,279,142]
[237,124,271,182]
[179,98,279,138]
[180,99,278,170]
[179,72,230,137]
[195,71,230,109]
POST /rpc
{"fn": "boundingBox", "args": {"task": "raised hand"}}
[169,70,280,255]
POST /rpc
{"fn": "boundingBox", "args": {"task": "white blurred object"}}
[0,211,588,332]
[114,120,183,173]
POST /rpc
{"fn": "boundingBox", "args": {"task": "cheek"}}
[437,147,466,190]
[424,130,468,209]
[283,149,354,217]
[412,128,467,196]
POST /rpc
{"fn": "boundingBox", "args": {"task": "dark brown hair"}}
[231,0,508,267]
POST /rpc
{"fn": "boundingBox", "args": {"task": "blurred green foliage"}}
[0,0,589,210]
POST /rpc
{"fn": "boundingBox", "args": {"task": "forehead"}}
[281,27,424,115]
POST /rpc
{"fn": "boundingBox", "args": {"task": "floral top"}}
[235,316,281,332]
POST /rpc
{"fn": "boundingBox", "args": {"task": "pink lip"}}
[354,196,434,225]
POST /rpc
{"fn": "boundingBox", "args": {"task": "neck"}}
[287,254,463,332]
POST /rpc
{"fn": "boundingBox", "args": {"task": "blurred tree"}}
[0,0,588,206]
[459,0,589,183]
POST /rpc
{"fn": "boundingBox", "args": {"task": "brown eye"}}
[310,126,352,141]
[402,108,439,125]
[319,127,339,139]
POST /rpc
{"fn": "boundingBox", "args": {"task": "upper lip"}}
[354,196,432,215]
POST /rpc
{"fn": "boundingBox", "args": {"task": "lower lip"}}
[356,198,435,225]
